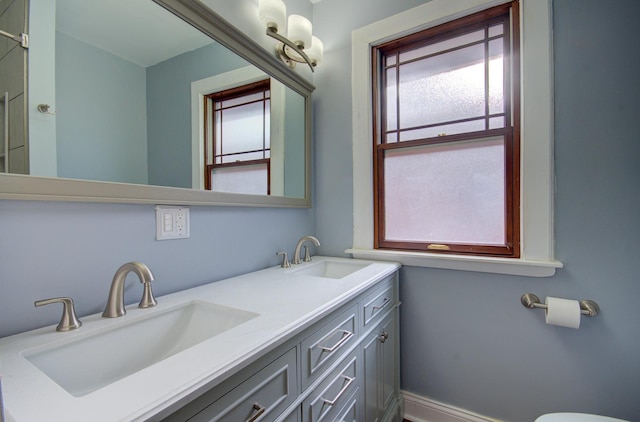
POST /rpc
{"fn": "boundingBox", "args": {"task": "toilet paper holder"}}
[520,293,600,317]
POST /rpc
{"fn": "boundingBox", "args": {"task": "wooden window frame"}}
[204,79,271,193]
[372,2,521,258]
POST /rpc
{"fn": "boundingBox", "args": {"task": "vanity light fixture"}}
[258,0,323,72]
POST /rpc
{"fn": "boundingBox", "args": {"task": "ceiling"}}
[55,0,214,67]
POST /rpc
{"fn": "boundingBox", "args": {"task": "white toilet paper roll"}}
[545,296,581,329]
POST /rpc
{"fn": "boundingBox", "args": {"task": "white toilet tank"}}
[536,413,630,422]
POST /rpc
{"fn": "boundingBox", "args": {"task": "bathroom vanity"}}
[0,257,401,421]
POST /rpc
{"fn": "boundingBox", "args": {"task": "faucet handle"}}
[35,297,82,332]
[303,245,312,262]
[276,251,291,268]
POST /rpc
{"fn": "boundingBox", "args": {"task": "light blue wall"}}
[56,32,148,184]
[0,200,314,337]
[312,0,640,421]
[146,42,249,188]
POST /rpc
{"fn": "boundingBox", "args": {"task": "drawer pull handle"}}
[246,402,266,422]
[372,297,391,315]
[378,331,389,343]
[322,375,355,406]
[320,330,354,353]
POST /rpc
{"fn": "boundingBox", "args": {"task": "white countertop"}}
[0,257,399,422]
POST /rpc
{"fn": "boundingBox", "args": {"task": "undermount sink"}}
[25,301,259,397]
[291,260,371,279]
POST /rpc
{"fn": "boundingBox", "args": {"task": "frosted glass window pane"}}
[399,119,485,141]
[399,30,484,63]
[264,100,271,142]
[219,102,265,155]
[222,92,267,108]
[220,151,267,164]
[211,164,267,195]
[386,133,398,143]
[215,111,222,158]
[488,24,503,38]
[488,40,504,116]
[489,116,504,129]
[384,136,505,245]
[398,44,485,129]
[386,55,396,66]
[386,67,397,131]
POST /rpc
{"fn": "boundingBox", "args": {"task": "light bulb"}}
[307,36,324,66]
[287,14,312,49]
[258,0,286,33]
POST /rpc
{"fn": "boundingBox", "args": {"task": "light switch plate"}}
[155,206,190,240]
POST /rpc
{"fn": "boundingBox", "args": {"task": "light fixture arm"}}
[265,26,315,72]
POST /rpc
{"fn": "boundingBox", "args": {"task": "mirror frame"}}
[0,0,314,208]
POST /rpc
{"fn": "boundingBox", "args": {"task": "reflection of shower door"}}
[0,0,29,174]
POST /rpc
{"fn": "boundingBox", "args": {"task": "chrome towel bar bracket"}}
[521,293,600,317]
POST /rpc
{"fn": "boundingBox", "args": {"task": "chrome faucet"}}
[102,262,156,318]
[292,235,320,265]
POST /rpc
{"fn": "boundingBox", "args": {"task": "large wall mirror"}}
[0,0,313,207]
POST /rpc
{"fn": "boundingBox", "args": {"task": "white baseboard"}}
[401,390,497,422]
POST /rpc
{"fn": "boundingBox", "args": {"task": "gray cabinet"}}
[163,348,298,422]
[379,312,398,420]
[161,271,400,422]
[362,307,399,422]
[333,390,358,422]
[302,349,358,422]
[301,305,358,391]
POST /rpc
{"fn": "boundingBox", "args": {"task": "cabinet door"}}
[362,311,397,422]
[379,312,396,414]
[362,326,381,422]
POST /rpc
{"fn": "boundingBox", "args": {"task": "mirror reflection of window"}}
[205,80,271,195]
[22,0,307,200]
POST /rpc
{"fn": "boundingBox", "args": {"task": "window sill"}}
[345,248,562,277]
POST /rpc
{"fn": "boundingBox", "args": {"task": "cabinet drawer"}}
[185,348,297,422]
[362,276,394,329]
[302,351,358,422]
[334,389,358,422]
[301,305,357,390]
